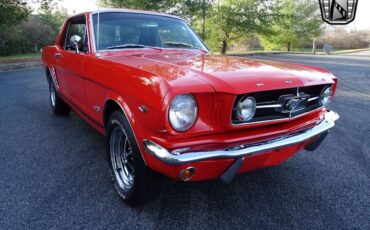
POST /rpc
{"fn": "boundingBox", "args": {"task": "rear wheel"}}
[106,111,163,206]
[49,79,70,115]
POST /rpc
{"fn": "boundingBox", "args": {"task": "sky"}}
[35,0,370,31]
[344,0,370,31]
[58,0,99,14]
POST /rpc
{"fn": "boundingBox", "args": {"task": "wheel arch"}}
[103,99,122,129]
[103,98,148,165]
[45,66,51,84]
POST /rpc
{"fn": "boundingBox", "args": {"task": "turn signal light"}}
[179,167,196,181]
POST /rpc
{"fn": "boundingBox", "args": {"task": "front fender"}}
[103,92,153,165]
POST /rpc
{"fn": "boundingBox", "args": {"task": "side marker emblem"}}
[138,105,148,113]
[93,105,101,112]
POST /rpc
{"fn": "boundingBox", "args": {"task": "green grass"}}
[229,47,369,55]
[0,53,41,60]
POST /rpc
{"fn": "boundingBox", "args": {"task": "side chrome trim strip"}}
[143,111,339,165]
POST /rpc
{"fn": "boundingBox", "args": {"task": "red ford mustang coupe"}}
[42,9,339,205]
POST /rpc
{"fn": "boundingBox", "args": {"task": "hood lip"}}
[103,51,332,76]
[103,52,335,95]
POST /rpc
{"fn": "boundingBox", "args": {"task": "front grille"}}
[232,84,331,124]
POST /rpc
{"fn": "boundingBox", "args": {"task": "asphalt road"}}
[0,52,369,229]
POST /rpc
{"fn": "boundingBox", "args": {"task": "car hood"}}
[102,51,335,94]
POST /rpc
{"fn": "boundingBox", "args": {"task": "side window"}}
[64,17,89,53]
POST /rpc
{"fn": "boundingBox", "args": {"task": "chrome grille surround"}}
[232,84,332,125]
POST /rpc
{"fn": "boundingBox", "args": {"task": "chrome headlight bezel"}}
[320,86,333,107]
[168,94,198,132]
[236,96,256,122]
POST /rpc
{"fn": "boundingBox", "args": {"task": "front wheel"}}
[106,111,163,206]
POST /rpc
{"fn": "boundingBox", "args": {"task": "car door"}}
[54,15,89,111]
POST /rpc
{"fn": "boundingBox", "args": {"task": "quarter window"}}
[64,17,89,53]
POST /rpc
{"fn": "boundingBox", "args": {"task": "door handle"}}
[54,53,62,60]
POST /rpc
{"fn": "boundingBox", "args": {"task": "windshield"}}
[92,12,208,52]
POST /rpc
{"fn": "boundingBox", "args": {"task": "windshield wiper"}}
[105,44,146,50]
[163,42,193,48]
[162,42,208,52]
[104,43,207,52]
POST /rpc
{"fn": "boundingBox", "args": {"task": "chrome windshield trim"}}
[89,11,210,54]
[89,13,97,53]
[143,111,339,165]
[90,9,184,21]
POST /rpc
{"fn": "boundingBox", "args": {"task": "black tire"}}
[106,111,163,206]
[49,79,70,115]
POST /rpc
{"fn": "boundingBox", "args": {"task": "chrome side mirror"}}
[70,35,82,53]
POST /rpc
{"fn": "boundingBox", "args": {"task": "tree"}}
[260,0,299,52]
[0,0,30,55]
[99,0,172,11]
[298,0,323,53]
[0,0,68,56]
[23,15,55,52]
[171,0,214,39]
[259,0,323,52]
[206,0,277,54]
[0,0,30,30]
[39,3,68,37]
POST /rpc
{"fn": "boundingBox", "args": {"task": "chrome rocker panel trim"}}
[143,111,339,165]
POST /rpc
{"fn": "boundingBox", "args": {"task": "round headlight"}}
[236,96,256,121]
[320,86,333,106]
[169,94,198,132]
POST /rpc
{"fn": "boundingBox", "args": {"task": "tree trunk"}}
[221,40,228,54]
[34,44,38,53]
[287,42,291,52]
[202,0,206,39]
[312,38,317,54]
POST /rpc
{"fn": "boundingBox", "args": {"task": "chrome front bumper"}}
[143,111,339,165]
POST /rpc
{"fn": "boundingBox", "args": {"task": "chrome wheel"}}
[110,126,135,192]
[50,83,56,108]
